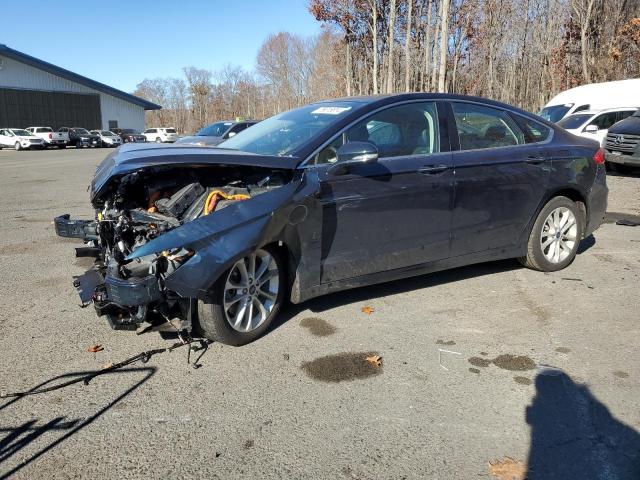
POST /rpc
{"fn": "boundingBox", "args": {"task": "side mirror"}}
[584,124,598,133]
[336,141,379,163]
[227,131,237,138]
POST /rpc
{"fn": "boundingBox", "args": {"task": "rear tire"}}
[518,196,583,272]
[197,246,286,346]
[57,144,65,149]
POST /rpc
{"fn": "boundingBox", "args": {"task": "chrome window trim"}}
[299,98,554,169]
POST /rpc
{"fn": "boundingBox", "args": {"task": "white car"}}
[25,126,69,148]
[90,130,123,148]
[142,127,178,143]
[0,128,46,150]
[556,107,638,146]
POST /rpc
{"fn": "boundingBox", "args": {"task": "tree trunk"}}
[437,0,450,93]
[404,0,413,92]
[430,5,441,90]
[580,0,596,83]
[423,0,433,90]
[372,2,379,94]
[386,0,397,93]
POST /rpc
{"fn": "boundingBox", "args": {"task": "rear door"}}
[313,101,454,283]
[447,101,550,257]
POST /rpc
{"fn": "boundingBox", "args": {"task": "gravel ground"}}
[0,147,639,479]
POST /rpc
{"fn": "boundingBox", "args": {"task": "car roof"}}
[565,107,639,118]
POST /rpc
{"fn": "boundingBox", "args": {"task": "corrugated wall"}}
[0,55,145,131]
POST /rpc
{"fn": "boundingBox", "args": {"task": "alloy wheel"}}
[540,207,577,264]
[223,249,280,332]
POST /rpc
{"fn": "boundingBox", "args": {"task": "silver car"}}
[176,121,257,147]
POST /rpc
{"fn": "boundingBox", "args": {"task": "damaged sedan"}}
[55,93,608,345]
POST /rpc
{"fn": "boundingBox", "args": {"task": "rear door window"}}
[590,112,618,130]
[513,115,552,143]
[617,110,636,122]
[452,103,524,150]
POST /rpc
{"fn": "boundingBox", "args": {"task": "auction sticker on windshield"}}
[311,106,352,115]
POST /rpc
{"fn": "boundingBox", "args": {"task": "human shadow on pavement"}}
[0,366,156,480]
[526,369,640,479]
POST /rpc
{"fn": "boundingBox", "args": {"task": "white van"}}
[539,79,640,123]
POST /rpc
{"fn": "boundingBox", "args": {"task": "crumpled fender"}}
[126,178,301,261]
[126,169,317,299]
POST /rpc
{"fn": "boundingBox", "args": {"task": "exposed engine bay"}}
[57,164,291,334]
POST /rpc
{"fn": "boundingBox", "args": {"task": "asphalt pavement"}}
[0,147,639,479]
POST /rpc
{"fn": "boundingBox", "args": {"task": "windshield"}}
[73,128,90,134]
[557,114,592,129]
[101,131,114,136]
[39,127,53,132]
[12,129,31,136]
[197,122,233,137]
[219,102,359,156]
[539,104,574,123]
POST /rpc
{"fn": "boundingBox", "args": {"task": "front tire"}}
[155,137,162,143]
[197,246,286,346]
[75,140,83,149]
[14,142,21,151]
[519,196,583,272]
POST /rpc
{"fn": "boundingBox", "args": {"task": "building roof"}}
[0,44,161,110]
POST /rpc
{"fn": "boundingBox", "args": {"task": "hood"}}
[176,135,223,146]
[608,115,640,135]
[90,143,300,202]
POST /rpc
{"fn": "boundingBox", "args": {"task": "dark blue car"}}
[55,93,608,345]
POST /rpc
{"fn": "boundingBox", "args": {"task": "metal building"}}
[0,44,160,131]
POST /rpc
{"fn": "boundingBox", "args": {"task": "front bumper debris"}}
[54,214,98,240]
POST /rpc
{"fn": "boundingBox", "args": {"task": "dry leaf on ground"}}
[361,306,375,315]
[488,457,527,480]
[365,355,382,367]
[102,362,114,370]
[87,344,104,353]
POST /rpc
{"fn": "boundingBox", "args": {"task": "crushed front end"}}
[55,146,294,335]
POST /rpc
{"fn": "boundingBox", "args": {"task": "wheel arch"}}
[519,186,588,248]
[545,187,588,231]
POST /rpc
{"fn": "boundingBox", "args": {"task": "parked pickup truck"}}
[58,127,101,148]
[25,126,68,148]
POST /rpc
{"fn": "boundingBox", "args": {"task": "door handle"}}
[525,155,545,165]
[418,164,449,174]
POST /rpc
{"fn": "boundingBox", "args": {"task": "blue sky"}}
[2,0,321,93]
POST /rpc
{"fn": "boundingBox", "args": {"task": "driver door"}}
[312,101,454,284]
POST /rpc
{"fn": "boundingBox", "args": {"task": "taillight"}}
[593,148,605,165]
[49,133,52,139]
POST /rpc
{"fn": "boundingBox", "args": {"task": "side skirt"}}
[292,245,525,304]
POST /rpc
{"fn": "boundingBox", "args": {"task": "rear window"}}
[165,128,177,133]
[557,114,591,130]
[38,127,53,133]
[539,104,573,123]
[513,115,552,143]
